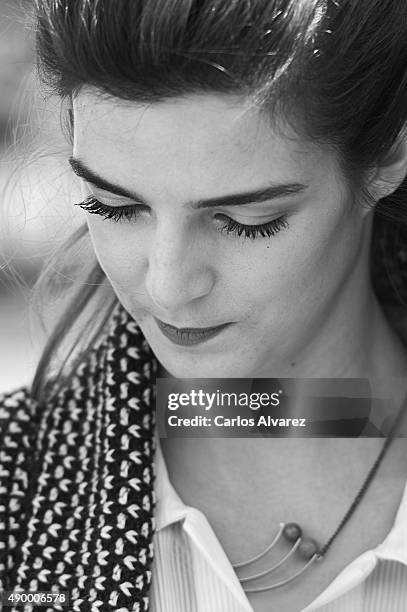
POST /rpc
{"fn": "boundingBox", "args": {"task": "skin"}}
[72,88,407,388]
[71,89,407,611]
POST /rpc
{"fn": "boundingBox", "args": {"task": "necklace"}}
[232,393,407,593]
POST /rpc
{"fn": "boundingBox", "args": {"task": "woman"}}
[1,1,407,610]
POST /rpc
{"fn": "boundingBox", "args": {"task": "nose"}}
[145,222,215,312]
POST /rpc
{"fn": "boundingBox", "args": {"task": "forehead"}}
[72,88,335,198]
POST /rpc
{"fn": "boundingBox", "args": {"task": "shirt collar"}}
[303,477,407,610]
[154,432,189,530]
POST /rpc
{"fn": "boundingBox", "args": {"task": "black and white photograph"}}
[1,1,407,611]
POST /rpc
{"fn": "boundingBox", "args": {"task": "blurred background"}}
[0,0,82,392]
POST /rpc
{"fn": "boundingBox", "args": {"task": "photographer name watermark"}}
[156,378,396,437]
[166,413,306,428]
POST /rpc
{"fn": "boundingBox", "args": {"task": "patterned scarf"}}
[0,302,158,611]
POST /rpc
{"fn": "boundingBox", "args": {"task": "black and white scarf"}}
[0,302,158,611]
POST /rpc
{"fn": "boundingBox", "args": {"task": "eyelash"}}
[74,196,289,241]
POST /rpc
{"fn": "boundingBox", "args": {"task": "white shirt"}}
[149,435,407,612]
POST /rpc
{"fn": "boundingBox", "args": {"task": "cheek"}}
[242,204,365,318]
[86,220,146,295]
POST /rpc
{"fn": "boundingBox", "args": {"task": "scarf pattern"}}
[0,303,158,611]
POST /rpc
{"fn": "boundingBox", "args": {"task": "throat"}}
[159,436,405,559]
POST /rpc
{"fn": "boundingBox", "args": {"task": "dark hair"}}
[31,0,407,399]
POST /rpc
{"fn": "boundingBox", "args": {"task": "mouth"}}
[153,317,233,346]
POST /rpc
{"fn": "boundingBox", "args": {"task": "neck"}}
[254,258,407,410]
[290,295,406,377]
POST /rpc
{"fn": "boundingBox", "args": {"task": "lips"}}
[153,317,232,346]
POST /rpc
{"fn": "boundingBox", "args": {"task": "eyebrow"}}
[69,157,308,208]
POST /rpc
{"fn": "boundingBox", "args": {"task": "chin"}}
[157,351,251,379]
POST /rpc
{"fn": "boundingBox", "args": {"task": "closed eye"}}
[215,213,289,240]
[74,195,145,222]
[74,196,289,241]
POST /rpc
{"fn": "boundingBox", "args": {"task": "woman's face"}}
[72,89,372,378]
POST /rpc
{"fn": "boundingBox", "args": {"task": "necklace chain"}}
[319,394,406,557]
[233,393,407,592]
